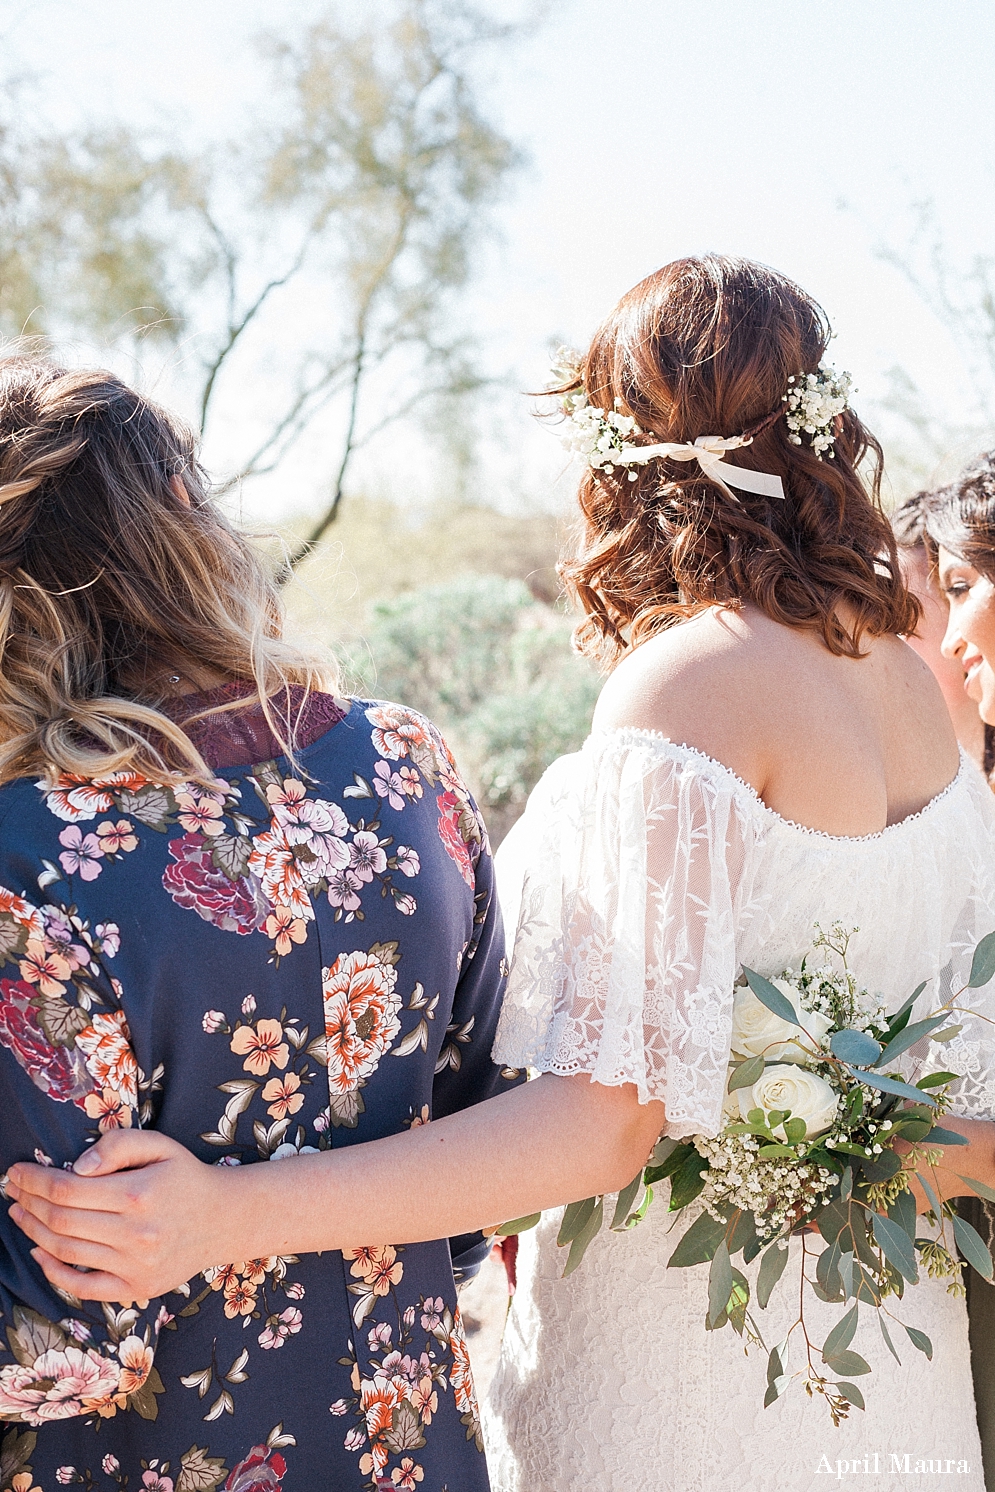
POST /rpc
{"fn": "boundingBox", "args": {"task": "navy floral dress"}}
[0,692,518,1492]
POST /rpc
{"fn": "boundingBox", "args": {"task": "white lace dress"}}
[483,731,995,1492]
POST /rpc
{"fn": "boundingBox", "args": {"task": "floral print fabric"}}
[0,698,516,1491]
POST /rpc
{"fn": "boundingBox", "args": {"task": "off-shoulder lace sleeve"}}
[492,732,770,1138]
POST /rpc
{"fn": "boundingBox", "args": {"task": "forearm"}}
[218,1073,666,1261]
[903,1116,995,1209]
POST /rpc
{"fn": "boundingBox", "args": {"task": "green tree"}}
[0,2,525,559]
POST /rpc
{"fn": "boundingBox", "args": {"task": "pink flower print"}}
[83,1086,133,1131]
[0,1345,121,1425]
[266,778,308,813]
[343,1426,366,1452]
[42,908,89,968]
[94,922,120,958]
[19,939,71,997]
[261,1070,305,1121]
[284,1280,305,1299]
[242,994,257,1015]
[102,1455,120,1474]
[141,1471,174,1492]
[368,1321,392,1350]
[391,1457,424,1488]
[95,819,138,855]
[393,893,417,916]
[56,1471,75,1485]
[202,1009,227,1033]
[398,766,422,800]
[64,1319,91,1342]
[175,791,225,836]
[329,1397,349,1415]
[403,1306,416,1328]
[349,831,387,884]
[420,1297,443,1332]
[265,905,307,956]
[58,825,104,881]
[373,760,407,811]
[394,845,419,878]
[326,867,362,915]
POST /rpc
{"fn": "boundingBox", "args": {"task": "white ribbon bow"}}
[617,434,785,501]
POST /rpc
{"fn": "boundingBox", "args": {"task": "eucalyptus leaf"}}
[562,1196,604,1277]
[878,1313,902,1365]
[923,1125,969,1146]
[953,1215,995,1281]
[756,1240,790,1309]
[916,1070,959,1088]
[728,1054,766,1093]
[915,1170,942,1214]
[557,1195,597,1248]
[857,1150,902,1183]
[668,1210,727,1268]
[872,1212,919,1283]
[667,1148,708,1210]
[496,1213,540,1236]
[821,1303,858,1362]
[886,982,927,1034]
[904,1324,933,1359]
[955,1174,995,1205]
[969,930,995,988]
[873,1013,954,1068]
[707,1241,734,1329]
[763,1374,790,1409]
[611,1171,645,1231]
[931,1025,962,1044]
[830,1029,882,1065]
[823,1349,871,1377]
[835,1381,866,1410]
[743,967,801,1026]
[845,1067,937,1105]
[888,1188,916,1244]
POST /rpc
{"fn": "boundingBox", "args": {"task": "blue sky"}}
[4,0,995,515]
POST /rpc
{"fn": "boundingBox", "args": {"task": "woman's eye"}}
[943,582,971,598]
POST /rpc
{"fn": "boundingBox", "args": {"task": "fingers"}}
[6,1163,129,1213]
[72,1128,181,1176]
[30,1246,137,1306]
[8,1189,122,1247]
[12,1204,121,1273]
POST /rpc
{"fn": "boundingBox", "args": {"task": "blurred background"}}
[2,0,994,843]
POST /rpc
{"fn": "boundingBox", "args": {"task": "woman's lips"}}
[965,658,985,698]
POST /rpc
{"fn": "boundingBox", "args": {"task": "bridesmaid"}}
[925,455,995,1491]
[892,490,988,768]
[0,356,517,1489]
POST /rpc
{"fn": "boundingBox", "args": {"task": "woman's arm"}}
[6,1073,667,1304]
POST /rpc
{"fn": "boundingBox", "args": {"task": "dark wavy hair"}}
[924,452,995,581]
[557,255,920,667]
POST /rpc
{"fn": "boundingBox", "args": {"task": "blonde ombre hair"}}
[0,352,333,787]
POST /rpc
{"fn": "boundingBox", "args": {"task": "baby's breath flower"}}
[782,364,852,458]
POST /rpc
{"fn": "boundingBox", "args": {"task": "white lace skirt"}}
[483,1205,985,1492]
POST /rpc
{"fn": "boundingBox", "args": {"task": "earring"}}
[168,674,181,685]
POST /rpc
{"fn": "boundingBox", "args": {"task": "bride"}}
[10,255,995,1492]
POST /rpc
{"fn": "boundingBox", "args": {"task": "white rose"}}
[740,1065,839,1140]
[730,981,832,1063]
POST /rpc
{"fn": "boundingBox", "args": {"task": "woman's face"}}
[938,544,995,725]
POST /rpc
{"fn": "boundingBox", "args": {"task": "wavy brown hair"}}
[0,352,332,787]
[924,453,995,580]
[557,255,919,667]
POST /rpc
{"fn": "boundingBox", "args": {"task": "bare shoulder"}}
[592,608,792,786]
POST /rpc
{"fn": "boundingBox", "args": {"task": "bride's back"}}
[594,602,959,838]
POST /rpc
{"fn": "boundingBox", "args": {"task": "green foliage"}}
[347,573,599,842]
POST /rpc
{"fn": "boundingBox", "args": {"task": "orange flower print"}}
[322,948,402,1099]
[265,905,307,956]
[223,1275,257,1318]
[83,1086,134,1131]
[392,1458,425,1489]
[0,888,44,940]
[19,939,71,997]
[247,826,313,922]
[345,1245,403,1296]
[409,1374,438,1424]
[261,1070,305,1120]
[449,1306,479,1421]
[96,819,138,854]
[75,1009,138,1108]
[175,791,225,837]
[241,1257,276,1285]
[358,1373,407,1469]
[205,1262,242,1293]
[10,1473,42,1492]
[230,1017,289,1075]
[116,1335,154,1395]
[365,704,432,767]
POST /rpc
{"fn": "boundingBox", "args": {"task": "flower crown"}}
[548,352,853,501]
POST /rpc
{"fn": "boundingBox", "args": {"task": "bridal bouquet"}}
[499,924,995,1422]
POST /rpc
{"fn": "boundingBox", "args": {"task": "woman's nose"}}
[941,613,967,662]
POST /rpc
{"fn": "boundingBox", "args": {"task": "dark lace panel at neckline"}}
[161,681,346,769]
